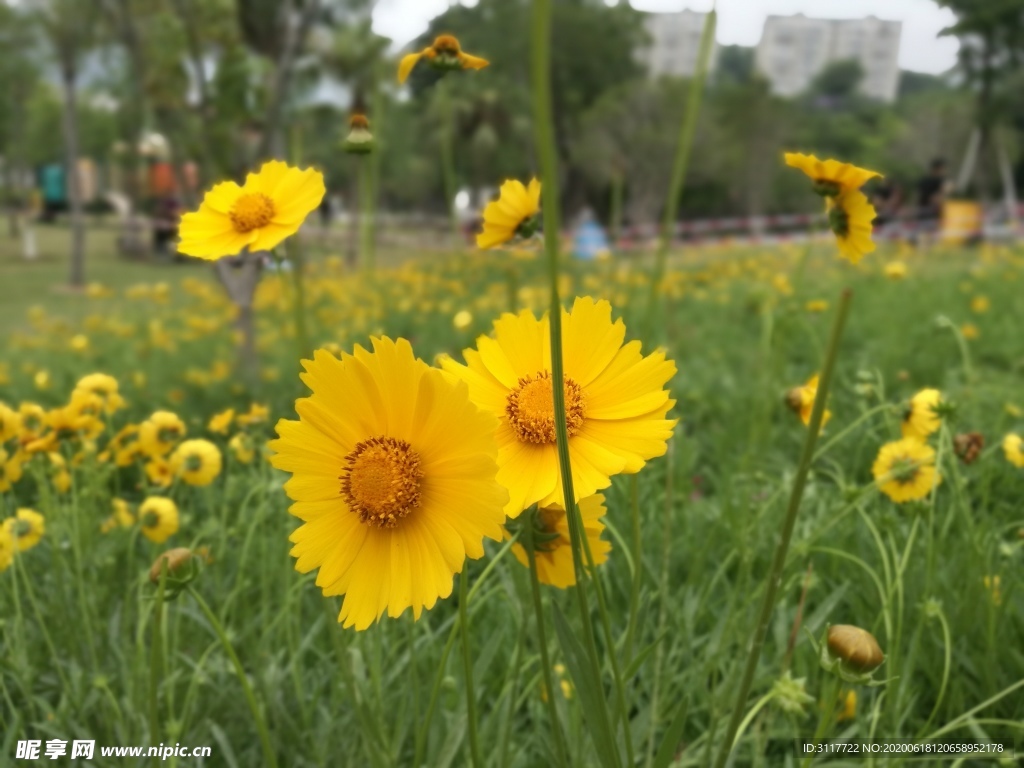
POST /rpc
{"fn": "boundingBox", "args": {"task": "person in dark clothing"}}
[871,179,902,228]
[917,158,947,220]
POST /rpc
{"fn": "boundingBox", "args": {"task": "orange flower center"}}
[229,193,275,233]
[506,371,586,444]
[350,114,370,129]
[433,34,461,54]
[341,436,423,528]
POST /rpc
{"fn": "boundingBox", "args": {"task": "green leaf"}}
[652,698,688,768]
[552,603,620,768]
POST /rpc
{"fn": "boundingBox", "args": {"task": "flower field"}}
[1,234,1022,766]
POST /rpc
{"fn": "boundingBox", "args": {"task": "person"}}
[915,158,947,242]
[871,178,902,231]
[152,195,181,257]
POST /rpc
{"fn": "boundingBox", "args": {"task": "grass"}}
[0,233,1022,766]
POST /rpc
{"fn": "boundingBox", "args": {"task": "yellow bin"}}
[940,200,983,244]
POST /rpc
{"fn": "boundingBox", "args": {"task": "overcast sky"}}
[372,0,960,75]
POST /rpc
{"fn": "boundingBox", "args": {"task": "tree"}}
[34,0,99,288]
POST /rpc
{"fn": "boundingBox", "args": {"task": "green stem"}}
[149,565,166,758]
[438,79,460,248]
[458,572,483,768]
[713,288,853,768]
[531,0,620,764]
[187,586,278,768]
[917,602,951,739]
[802,675,839,768]
[288,243,309,359]
[624,475,641,663]
[523,509,570,768]
[647,9,716,333]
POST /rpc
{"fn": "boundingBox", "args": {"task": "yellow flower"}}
[805,299,829,313]
[139,497,179,544]
[453,310,473,330]
[0,447,24,492]
[170,439,223,486]
[901,388,942,440]
[47,452,71,494]
[785,374,832,430]
[145,456,174,488]
[1003,434,1024,468]
[0,525,12,572]
[208,408,235,435]
[826,190,876,264]
[229,432,255,464]
[0,402,22,442]
[101,499,136,534]
[773,274,793,296]
[884,261,907,280]
[477,179,542,249]
[269,337,508,630]
[784,153,881,196]
[970,295,990,314]
[960,323,980,340]
[836,690,857,723]
[139,411,187,457]
[872,437,941,503]
[397,34,489,84]
[16,403,46,445]
[3,509,45,552]
[236,403,270,427]
[442,297,677,516]
[74,373,126,414]
[178,160,326,260]
[509,494,610,588]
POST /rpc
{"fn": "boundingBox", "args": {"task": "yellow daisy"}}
[0,525,12,572]
[139,411,187,457]
[477,179,541,249]
[47,452,72,493]
[0,447,24,492]
[784,152,881,196]
[509,494,611,588]
[74,373,126,414]
[901,388,942,440]
[101,498,136,534]
[207,408,235,435]
[0,402,22,442]
[3,509,45,552]
[826,190,876,264]
[785,374,832,429]
[397,34,489,84]
[170,439,223,487]
[145,456,174,488]
[17,403,47,447]
[139,497,180,544]
[884,261,907,280]
[442,297,677,516]
[872,438,941,504]
[270,337,508,630]
[178,160,325,260]
[1003,434,1024,468]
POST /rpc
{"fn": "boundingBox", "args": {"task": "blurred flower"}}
[901,388,942,440]
[453,310,473,330]
[884,261,907,280]
[397,34,489,84]
[827,190,876,264]
[47,452,72,493]
[208,408,235,435]
[1006,404,1023,418]
[74,373,126,414]
[269,337,507,630]
[34,370,51,391]
[3,509,45,552]
[101,499,136,534]
[0,402,21,442]
[477,179,541,249]
[784,153,881,196]
[1003,434,1024,468]
[443,297,676,515]
[139,497,179,544]
[805,299,829,312]
[960,323,980,340]
[170,439,223,487]
[785,374,831,430]
[509,494,610,588]
[773,274,793,296]
[70,334,89,352]
[872,437,940,503]
[970,295,990,314]
[953,432,984,465]
[139,411,186,457]
[835,690,857,723]
[236,404,269,428]
[178,160,326,260]
[229,432,255,464]
[0,447,24,492]
[149,547,198,584]
[145,456,174,488]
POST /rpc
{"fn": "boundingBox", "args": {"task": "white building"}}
[638,9,718,79]
[755,15,902,102]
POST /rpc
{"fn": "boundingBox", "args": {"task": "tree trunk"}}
[61,68,87,288]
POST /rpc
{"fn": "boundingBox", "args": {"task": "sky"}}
[371,0,960,75]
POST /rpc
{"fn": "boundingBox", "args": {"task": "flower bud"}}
[953,432,984,465]
[826,624,884,673]
[343,114,375,154]
[149,547,196,584]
